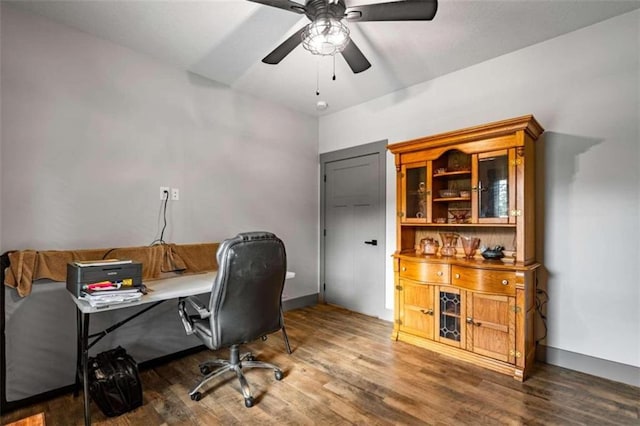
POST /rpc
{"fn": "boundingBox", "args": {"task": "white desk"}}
[71,270,295,425]
[70,271,295,314]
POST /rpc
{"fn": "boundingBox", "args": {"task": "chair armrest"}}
[178,296,210,335]
[185,296,210,318]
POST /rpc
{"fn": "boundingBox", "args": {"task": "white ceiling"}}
[8,0,640,116]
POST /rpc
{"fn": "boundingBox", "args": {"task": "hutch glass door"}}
[477,150,513,224]
[401,163,428,223]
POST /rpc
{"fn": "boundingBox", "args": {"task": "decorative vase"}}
[460,236,480,259]
[439,232,459,257]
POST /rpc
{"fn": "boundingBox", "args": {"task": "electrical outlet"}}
[160,186,170,200]
[171,188,180,201]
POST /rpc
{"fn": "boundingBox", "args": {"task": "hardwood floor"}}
[2,304,638,425]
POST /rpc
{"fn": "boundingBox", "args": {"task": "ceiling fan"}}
[248,0,438,73]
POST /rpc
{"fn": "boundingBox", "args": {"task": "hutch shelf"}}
[387,115,544,381]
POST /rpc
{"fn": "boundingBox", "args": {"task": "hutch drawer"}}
[451,266,516,296]
[399,260,449,283]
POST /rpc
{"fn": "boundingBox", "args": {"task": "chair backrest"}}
[208,232,287,349]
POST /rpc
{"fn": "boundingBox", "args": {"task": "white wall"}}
[0,5,320,301]
[320,10,639,370]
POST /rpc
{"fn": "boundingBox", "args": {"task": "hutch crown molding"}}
[387,115,543,381]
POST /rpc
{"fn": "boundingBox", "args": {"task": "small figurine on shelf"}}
[481,245,505,260]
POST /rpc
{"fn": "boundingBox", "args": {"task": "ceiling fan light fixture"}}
[302,14,350,56]
[316,100,329,110]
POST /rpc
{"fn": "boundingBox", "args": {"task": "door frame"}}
[319,140,387,304]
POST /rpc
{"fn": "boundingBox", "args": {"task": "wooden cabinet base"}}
[393,330,530,381]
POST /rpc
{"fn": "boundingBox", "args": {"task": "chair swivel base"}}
[189,345,284,407]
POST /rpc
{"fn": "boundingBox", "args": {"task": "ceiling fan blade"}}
[262,26,307,64]
[247,0,306,15]
[345,0,438,22]
[341,39,371,73]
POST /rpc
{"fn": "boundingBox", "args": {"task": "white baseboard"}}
[537,344,640,387]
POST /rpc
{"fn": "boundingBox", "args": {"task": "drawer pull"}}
[501,279,509,285]
[454,273,460,279]
[437,271,443,276]
[420,308,434,316]
[402,267,407,272]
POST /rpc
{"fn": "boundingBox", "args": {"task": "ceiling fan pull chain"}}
[332,54,336,81]
[316,58,320,96]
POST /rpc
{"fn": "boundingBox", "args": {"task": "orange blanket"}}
[3,243,219,297]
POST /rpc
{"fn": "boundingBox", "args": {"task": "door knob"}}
[364,240,378,246]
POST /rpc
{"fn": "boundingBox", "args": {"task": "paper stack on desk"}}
[79,282,145,308]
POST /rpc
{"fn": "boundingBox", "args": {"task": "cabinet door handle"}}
[454,273,460,279]
[364,239,378,246]
[401,267,407,271]
[501,279,509,285]
[466,317,481,326]
[437,271,443,276]
[420,308,434,315]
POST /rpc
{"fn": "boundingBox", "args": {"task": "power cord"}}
[101,248,117,260]
[150,190,169,246]
[535,282,549,345]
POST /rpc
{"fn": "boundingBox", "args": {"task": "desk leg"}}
[81,312,91,426]
[74,308,81,397]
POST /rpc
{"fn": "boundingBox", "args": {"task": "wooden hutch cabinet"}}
[387,115,543,381]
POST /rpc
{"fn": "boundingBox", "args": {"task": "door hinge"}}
[509,349,522,358]
[398,212,405,218]
[396,319,402,325]
[511,306,521,313]
[323,229,326,237]
[395,285,403,291]
[510,209,522,217]
[324,174,326,182]
[323,283,326,291]
[511,159,523,166]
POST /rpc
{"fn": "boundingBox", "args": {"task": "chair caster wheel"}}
[244,397,254,408]
[191,392,202,401]
[200,366,211,375]
[274,370,284,381]
[246,354,255,361]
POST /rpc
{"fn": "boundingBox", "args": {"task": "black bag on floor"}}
[88,346,143,417]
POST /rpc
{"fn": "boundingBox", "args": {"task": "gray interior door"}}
[324,153,385,318]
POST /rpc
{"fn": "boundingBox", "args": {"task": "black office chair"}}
[177,232,291,407]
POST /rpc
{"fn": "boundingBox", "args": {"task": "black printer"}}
[66,260,143,297]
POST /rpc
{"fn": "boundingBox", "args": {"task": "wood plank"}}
[5,412,46,426]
